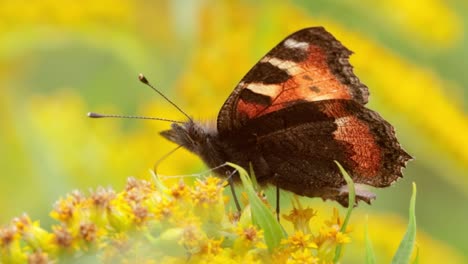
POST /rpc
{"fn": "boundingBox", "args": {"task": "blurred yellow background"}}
[0,0,467,263]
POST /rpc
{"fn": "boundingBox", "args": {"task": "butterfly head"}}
[160,120,216,154]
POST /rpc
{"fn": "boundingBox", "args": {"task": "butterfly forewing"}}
[217,26,369,134]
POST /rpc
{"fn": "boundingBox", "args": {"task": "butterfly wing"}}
[233,99,411,204]
[217,27,369,134]
[215,27,411,203]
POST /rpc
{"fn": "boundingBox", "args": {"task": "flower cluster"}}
[277,204,351,263]
[0,175,351,263]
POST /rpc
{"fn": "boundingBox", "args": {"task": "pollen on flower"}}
[235,225,266,249]
[125,188,145,204]
[51,198,76,223]
[132,204,150,224]
[12,214,32,233]
[52,225,73,248]
[153,198,175,221]
[125,177,152,192]
[0,226,17,246]
[124,177,154,203]
[91,187,116,209]
[70,190,86,204]
[27,251,49,264]
[79,223,97,242]
[238,225,259,241]
[169,180,189,199]
[191,176,224,206]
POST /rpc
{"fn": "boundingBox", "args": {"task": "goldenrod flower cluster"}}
[0,175,351,263]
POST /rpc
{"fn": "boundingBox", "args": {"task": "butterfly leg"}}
[276,185,280,222]
[226,170,242,213]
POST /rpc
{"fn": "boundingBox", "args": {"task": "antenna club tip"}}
[87,112,102,118]
[138,73,149,84]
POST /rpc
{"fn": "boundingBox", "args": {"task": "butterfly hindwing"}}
[228,99,411,204]
[217,27,369,134]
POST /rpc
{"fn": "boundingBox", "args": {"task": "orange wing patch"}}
[294,45,354,101]
[237,44,355,120]
[317,101,382,178]
[333,116,381,178]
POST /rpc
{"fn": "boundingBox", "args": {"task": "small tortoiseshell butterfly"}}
[90,27,412,207]
[160,27,412,206]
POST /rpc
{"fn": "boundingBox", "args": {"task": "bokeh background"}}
[1,0,467,263]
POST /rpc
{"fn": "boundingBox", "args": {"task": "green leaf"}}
[391,182,417,264]
[365,216,377,264]
[227,162,285,251]
[333,161,356,263]
[412,246,419,264]
[249,162,259,190]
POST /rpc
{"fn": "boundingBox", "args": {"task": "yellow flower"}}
[179,224,207,255]
[200,237,224,256]
[191,176,226,224]
[27,251,50,264]
[330,208,349,230]
[152,198,177,222]
[282,231,318,250]
[234,225,267,254]
[131,204,151,225]
[50,192,83,224]
[191,177,224,206]
[315,208,352,247]
[106,195,133,232]
[3,152,462,263]
[282,198,317,234]
[91,187,116,210]
[12,214,56,253]
[287,249,319,264]
[335,232,351,245]
[168,180,190,200]
[0,225,27,263]
[124,177,154,204]
[52,224,75,249]
[79,222,98,243]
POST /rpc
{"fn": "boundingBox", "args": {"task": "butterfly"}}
[158,27,413,206]
[92,26,412,207]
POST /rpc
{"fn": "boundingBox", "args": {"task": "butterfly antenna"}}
[87,112,185,124]
[138,73,193,122]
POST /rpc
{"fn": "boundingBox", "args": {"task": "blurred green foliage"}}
[0,0,467,263]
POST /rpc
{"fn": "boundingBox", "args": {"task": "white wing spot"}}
[284,39,309,50]
[334,116,351,127]
[246,83,281,97]
[261,57,303,75]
